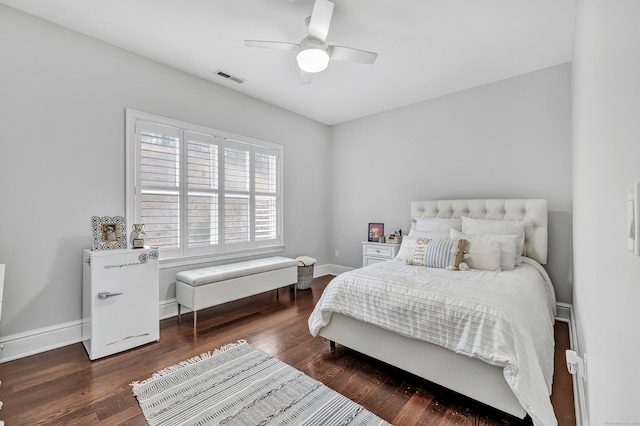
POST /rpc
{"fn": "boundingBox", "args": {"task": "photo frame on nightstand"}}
[368,223,384,242]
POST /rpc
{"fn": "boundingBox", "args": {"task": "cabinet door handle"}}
[98,292,123,300]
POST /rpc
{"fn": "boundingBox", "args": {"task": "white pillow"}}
[461,217,526,264]
[395,236,419,263]
[461,239,502,272]
[414,217,462,232]
[451,229,517,271]
[408,228,450,240]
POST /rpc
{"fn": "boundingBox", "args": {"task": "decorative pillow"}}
[461,239,502,272]
[412,238,466,270]
[414,217,462,232]
[408,228,451,240]
[461,217,526,264]
[451,229,517,271]
[395,236,420,263]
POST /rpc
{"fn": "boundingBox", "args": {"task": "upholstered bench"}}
[175,256,298,327]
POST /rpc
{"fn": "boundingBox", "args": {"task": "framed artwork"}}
[91,215,127,250]
[368,223,384,242]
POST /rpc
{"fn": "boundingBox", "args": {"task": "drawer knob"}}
[376,249,380,253]
[98,292,123,300]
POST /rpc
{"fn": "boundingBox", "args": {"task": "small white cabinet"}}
[82,248,159,360]
[362,241,401,266]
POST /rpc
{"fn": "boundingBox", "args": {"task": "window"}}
[126,110,283,264]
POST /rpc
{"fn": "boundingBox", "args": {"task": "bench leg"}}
[193,310,197,328]
[177,304,181,323]
[330,340,336,350]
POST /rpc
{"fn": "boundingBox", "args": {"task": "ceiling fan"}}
[244,0,378,84]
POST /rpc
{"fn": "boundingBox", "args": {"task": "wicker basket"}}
[297,264,315,290]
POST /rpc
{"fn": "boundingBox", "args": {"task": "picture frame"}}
[368,223,384,242]
[101,222,119,242]
[91,215,127,250]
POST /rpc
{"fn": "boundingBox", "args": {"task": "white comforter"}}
[308,258,557,426]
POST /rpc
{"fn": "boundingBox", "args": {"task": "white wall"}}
[0,5,330,339]
[329,64,573,303]
[0,4,576,364]
[573,1,640,423]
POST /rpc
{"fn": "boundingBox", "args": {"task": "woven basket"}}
[297,264,314,290]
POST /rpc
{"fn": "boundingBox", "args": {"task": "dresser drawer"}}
[361,241,401,267]
[363,244,395,258]
[364,257,387,266]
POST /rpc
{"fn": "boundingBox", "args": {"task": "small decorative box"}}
[387,235,402,244]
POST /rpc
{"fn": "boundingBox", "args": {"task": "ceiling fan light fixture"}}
[296,39,330,73]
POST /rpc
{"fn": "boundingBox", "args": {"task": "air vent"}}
[214,69,245,84]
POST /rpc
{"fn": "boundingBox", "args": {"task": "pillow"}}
[395,236,420,263]
[414,217,462,232]
[412,238,466,270]
[460,239,502,272]
[408,228,451,240]
[451,229,517,270]
[461,217,526,264]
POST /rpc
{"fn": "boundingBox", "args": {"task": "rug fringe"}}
[130,339,247,390]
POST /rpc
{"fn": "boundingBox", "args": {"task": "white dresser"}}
[82,248,159,360]
[361,241,401,266]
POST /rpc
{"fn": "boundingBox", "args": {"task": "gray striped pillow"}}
[412,238,466,270]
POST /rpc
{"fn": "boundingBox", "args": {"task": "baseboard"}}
[312,263,332,277]
[555,303,572,322]
[0,263,345,362]
[320,263,353,276]
[556,302,588,426]
[0,319,83,363]
[159,298,183,320]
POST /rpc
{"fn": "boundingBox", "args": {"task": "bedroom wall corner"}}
[328,64,573,304]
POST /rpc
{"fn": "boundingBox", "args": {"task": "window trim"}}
[125,109,284,267]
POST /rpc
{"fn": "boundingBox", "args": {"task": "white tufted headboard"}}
[411,199,548,264]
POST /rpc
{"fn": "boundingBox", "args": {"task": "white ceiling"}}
[1,0,576,125]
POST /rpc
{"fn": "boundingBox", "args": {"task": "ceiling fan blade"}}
[299,70,313,85]
[307,0,334,43]
[328,45,378,64]
[244,40,299,52]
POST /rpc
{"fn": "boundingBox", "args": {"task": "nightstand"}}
[362,241,401,266]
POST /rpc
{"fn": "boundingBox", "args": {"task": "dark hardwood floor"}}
[0,275,575,425]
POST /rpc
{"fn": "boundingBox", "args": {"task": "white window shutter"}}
[138,123,181,252]
[223,145,251,246]
[186,131,219,250]
[254,150,278,242]
[127,109,283,262]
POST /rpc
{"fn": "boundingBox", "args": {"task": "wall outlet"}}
[566,350,586,380]
[334,250,340,257]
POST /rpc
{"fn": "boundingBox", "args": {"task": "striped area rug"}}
[131,340,391,426]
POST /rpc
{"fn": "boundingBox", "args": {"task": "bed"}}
[308,199,557,425]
